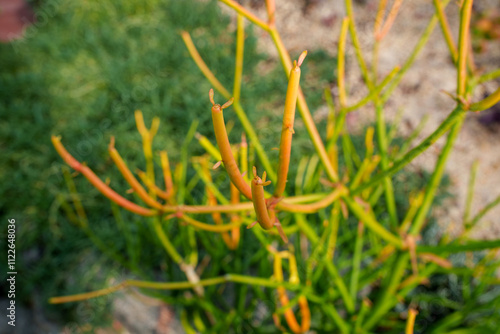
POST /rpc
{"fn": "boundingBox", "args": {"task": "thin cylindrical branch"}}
[182,30,274,178]
[469,86,500,111]
[219,0,270,31]
[273,254,310,333]
[338,18,349,108]
[409,112,467,236]
[277,186,348,213]
[265,0,276,26]
[137,169,171,200]
[55,135,353,216]
[200,158,234,247]
[457,0,473,97]
[274,51,306,198]
[351,106,465,195]
[250,167,288,243]
[463,160,479,224]
[49,273,305,304]
[405,309,418,334]
[108,137,164,210]
[343,196,404,248]
[135,110,159,183]
[210,89,253,200]
[180,214,241,232]
[160,151,175,200]
[343,65,400,113]
[61,166,88,228]
[349,221,364,302]
[268,28,338,182]
[374,0,388,34]
[229,182,241,249]
[181,31,231,99]
[195,133,222,161]
[467,193,500,228]
[375,0,404,41]
[233,14,245,102]
[344,0,371,86]
[229,145,242,248]
[250,167,274,230]
[433,0,457,62]
[52,136,156,216]
[381,0,452,103]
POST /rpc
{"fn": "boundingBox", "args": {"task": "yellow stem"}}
[338,18,350,108]
[274,52,306,198]
[268,28,339,182]
[211,90,252,200]
[218,0,270,31]
[457,0,473,98]
[180,31,231,99]
[160,151,175,201]
[405,309,418,334]
[108,137,164,210]
[376,0,404,41]
[233,14,245,102]
[180,214,241,232]
[52,136,156,216]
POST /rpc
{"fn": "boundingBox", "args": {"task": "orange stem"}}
[160,151,175,201]
[210,89,252,200]
[219,0,270,31]
[376,0,404,41]
[52,136,156,216]
[201,158,234,248]
[274,51,306,198]
[108,137,164,210]
[273,254,310,333]
[229,182,241,249]
[250,167,274,230]
[54,136,348,216]
[277,185,348,213]
[136,169,172,200]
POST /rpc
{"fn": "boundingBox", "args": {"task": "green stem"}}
[381,0,452,103]
[375,102,398,228]
[463,160,478,225]
[344,0,371,86]
[233,101,276,182]
[269,28,338,182]
[467,193,500,228]
[324,260,355,313]
[457,0,473,98]
[433,0,458,62]
[343,66,400,113]
[351,106,465,195]
[233,14,244,102]
[343,196,403,248]
[349,221,364,304]
[153,217,184,265]
[363,252,409,330]
[409,106,466,236]
[322,304,350,334]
